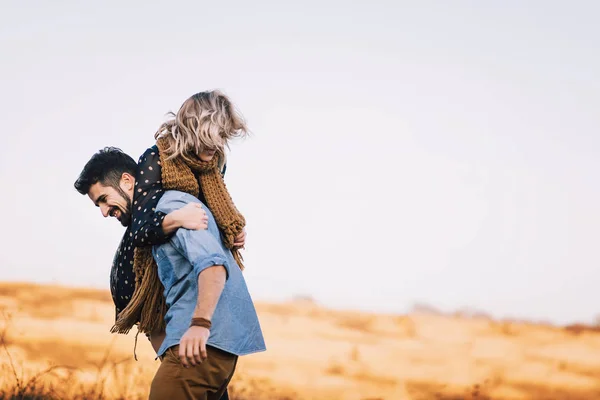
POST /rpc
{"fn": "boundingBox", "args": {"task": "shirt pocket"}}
[153,247,175,288]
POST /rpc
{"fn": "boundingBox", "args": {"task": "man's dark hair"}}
[74,147,138,195]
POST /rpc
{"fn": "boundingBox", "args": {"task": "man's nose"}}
[100,204,110,218]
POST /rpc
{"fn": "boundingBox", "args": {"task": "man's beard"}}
[115,186,133,227]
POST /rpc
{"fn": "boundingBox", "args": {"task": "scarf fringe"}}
[110,248,167,335]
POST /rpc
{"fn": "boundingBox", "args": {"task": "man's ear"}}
[120,172,135,191]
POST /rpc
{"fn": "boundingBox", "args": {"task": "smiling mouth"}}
[109,208,121,220]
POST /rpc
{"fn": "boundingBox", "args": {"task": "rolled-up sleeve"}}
[173,230,230,280]
[156,191,231,280]
[176,229,231,280]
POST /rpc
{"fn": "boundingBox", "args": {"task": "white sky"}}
[0,0,598,325]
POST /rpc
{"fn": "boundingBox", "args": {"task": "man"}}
[146,189,266,399]
[73,147,209,352]
[74,147,266,399]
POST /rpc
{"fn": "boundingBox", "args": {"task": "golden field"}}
[1,282,600,399]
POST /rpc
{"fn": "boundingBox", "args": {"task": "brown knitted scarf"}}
[110,137,246,335]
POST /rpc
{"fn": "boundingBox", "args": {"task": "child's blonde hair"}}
[155,90,248,169]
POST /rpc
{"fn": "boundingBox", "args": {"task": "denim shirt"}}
[152,190,266,359]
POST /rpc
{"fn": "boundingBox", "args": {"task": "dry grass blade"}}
[1,312,23,396]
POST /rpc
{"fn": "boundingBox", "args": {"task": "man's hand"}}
[178,326,210,367]
[233,228,246,248]
[173,203,209,230]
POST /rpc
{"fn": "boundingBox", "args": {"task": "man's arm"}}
[156,192,232,367]
[176,264,227,366]
[173,227,231,367]
[193,265,226,321]
[176,239,230,366]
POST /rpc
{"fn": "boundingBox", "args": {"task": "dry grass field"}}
[1,282,600,399]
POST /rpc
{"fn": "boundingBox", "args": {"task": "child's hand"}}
[173,203,208,230]
[234,228,246,248]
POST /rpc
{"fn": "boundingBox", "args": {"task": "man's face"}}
[87,175,134,227]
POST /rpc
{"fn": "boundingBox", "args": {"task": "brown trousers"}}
[149,345,238,400]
